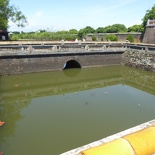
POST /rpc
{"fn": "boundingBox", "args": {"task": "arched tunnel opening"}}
[63,60,81,70]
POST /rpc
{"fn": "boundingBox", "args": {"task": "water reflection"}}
[0,66,155,155]
[63,68,81,77]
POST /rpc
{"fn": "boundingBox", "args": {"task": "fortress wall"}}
[86,33,142,42]
[142,26,155,44]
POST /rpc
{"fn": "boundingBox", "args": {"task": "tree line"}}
[10,25,140,41]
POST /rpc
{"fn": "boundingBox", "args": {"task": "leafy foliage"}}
[78,26,95,38]
[126,35,134,42]
[0,0,27,30]
[127,25,144,32]
[96,27,105,33]
[11,31,79,41]
[96,24,127,33]
[106,34,118,41]
[69,29,78,34]
[92,35,97,41]
[142,4,155,27]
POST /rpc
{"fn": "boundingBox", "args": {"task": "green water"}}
[0,66,155,155]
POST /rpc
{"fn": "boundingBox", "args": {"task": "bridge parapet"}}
[0,42,125,51]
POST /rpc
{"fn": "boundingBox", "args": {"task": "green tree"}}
[96,27,104,33]
[111,24,127,32]
[78,26,95,38]
[69,29,78,34]
[12,31,20,34]
[127,25,144,32]
[142,4,155,28]
[56,30,69,34]
[102,24,127,33]
[0,0,27,30]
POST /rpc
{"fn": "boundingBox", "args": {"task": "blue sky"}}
[9,0,155,32]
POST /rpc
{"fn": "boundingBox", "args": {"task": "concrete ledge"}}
[61,120,155,155]
[81,138,134,155]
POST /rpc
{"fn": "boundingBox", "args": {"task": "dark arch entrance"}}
[63,60,81,70]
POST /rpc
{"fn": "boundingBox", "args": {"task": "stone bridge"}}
[0,42,155,75]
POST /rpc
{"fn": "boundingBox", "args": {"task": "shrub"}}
[11,34,20,40]
[92,35,97,41]
[126,35,134,42]
[106,34,118,41]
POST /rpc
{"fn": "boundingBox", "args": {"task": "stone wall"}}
[86,33,142,42]
[125,49,155,72]
[142,26,155,44]
[0,51,123,75]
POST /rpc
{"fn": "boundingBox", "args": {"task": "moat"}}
[0,66,155,155]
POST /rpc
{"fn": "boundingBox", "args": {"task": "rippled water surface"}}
[0,66,155,155]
